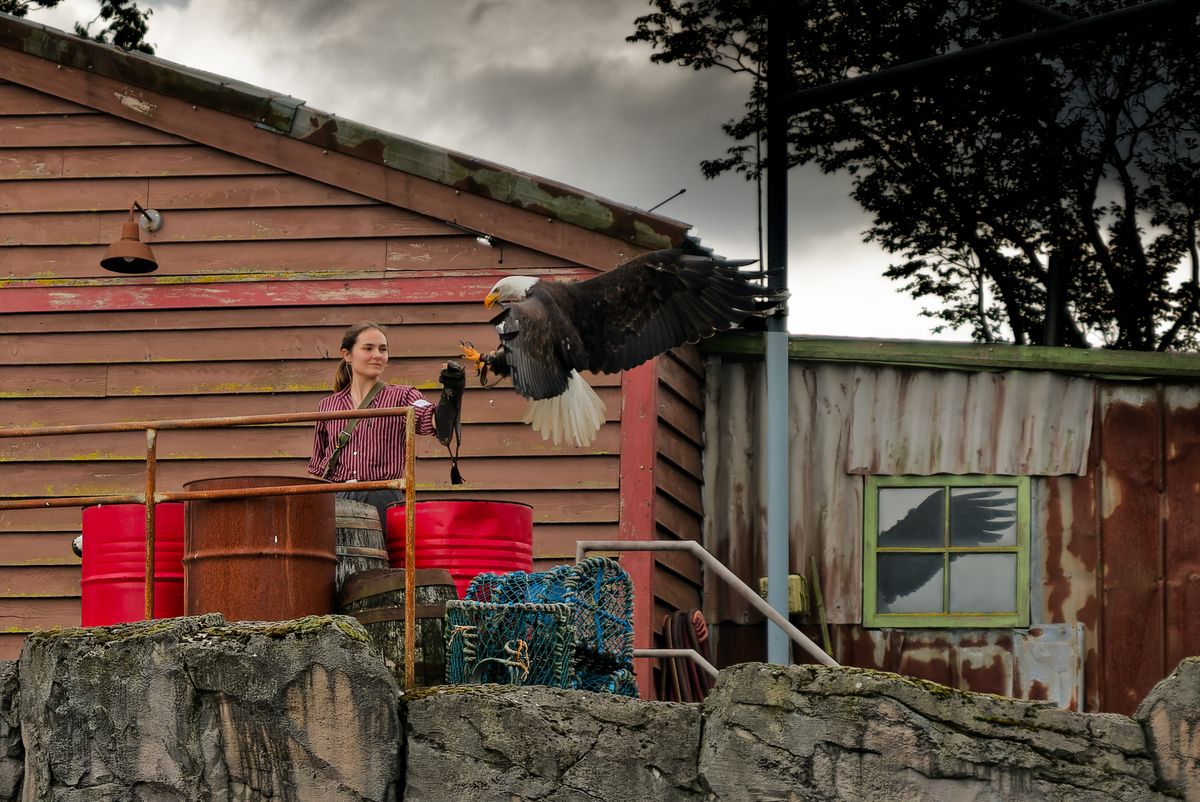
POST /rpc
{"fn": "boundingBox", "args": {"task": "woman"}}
[308,321,465,533]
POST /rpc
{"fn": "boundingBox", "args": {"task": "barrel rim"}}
[385,499,533,511]
[183,474,330,491]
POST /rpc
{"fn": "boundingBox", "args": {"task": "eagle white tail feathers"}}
[523,370,607,447]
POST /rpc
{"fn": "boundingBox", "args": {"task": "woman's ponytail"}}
[333,360,353,392]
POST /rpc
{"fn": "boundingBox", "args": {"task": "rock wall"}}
[1,616,1196,801]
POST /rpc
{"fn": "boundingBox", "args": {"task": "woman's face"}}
[342,327,388,381]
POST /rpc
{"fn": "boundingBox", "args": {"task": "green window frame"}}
[863,474,1030,628]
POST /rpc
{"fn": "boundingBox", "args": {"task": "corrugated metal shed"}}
[703,335,1200,714]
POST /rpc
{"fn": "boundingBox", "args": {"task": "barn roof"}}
[709,333,1200,380]
[0,12,691,262]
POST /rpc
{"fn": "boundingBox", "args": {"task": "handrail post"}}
[403,407,416,690]
[143,428,158,620]
[575,539,839,668]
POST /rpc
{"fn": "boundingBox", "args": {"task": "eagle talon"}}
[458,341,487,373]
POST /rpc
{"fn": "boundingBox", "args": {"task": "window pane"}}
[948,553,1016,613]
[950,487,1017,547]
[878,487,944,547]
[877,553,944,613]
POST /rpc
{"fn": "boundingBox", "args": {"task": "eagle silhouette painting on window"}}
[875,486,1019,617]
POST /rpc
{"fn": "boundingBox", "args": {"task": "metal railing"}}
[0,406,422,687]
[576,540,839,669]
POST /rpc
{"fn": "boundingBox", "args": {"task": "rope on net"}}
[462,557,636,696]
[445,600,573,688]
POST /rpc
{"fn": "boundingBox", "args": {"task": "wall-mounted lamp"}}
[101,202,163,274]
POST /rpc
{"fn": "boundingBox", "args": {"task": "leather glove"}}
[439,361,467,396]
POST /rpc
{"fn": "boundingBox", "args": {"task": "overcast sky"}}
[32,0,965,340]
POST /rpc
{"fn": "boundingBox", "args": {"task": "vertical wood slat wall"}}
[0,80,623,658]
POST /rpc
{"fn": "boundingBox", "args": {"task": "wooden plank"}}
[654,456,702,512]
[653,538,702,585]
[0,83,94,114]
[0,175,372,214]
[0,597,79,630]
[652,562,701,612]
[0,507,82,533]
[0,565,79,597]
[386,237,574,271]
[0,205,455,246]
[657,351,703,410]
[0,387,623,426]
[0,273,596,313]
[1098,386,1164,716]
[0,115,188,147]
[0,533,80,566]
[0,455,619,496]
[656,423,702,479]
[656,385,704,444]
[1163,387,1200,673]
[0,421,622,461]
[0,149,63,179]
[668,343,704,376]
[0,323,501,364]
[0,634,24,660]
[655,491,701,543]
[0,365,107,398]
[66,146,280,178]
[2,146,278,180]
[533,523,619,559]
[0,240,385,280]
[0,301,487,333]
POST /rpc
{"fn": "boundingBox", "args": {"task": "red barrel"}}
[386,500,533,597]
[81,503,185,627]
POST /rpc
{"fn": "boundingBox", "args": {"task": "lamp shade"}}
[100,220,158,274]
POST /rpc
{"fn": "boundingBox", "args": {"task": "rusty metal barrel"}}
[335,498,390,596]
[338,567,458,687]
[183,475,335,621]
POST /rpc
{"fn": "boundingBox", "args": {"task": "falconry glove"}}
[435,361,467,485]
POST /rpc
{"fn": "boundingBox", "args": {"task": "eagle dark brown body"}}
[461,249,783,446]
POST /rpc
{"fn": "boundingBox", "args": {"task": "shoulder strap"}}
[321,382,385,480]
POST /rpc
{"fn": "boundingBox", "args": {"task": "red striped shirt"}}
[307,383,436,482]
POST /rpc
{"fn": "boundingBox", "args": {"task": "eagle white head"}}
[484,275,540,308]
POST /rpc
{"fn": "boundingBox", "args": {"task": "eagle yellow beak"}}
[484,292,500,308]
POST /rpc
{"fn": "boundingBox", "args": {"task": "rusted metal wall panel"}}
[1097,385,1165,716]
[835,624,1084,709]
[1162,386,1200,675]
[846,367,1094,476]
[1033,473,1102,712]
[703,360,861,624]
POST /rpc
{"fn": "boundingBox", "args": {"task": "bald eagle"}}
[459,248,783,447]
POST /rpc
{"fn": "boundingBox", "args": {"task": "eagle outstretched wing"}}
[551,249,777,374]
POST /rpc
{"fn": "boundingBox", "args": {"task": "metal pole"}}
[403,407,417,691]
[764,0,791,665]
[633,648,719,680]
[143,429,157,620]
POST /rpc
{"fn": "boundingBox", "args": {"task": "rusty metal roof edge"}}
[705,332,1200,380]
[0,12,689,252]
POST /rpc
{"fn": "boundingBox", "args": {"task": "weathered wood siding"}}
[652,346,704,631]
[0,79,623,657]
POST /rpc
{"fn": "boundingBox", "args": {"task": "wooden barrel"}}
[338,568,458,687]
[335,498,390,596]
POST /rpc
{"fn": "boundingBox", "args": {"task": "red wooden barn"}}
[0,15,708,696]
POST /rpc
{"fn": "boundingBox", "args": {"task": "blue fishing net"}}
[464,557,636,697]
[444,600,573,688]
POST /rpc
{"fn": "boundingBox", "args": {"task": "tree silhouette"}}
[1,0,153,54]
